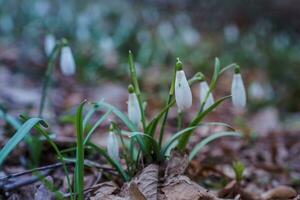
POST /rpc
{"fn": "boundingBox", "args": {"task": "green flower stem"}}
[157,72,204,149]
[38,39,67,118]
[158,61,177,148]
[177,111,183,130]
[128,51,146,131]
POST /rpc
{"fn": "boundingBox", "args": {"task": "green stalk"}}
[158,59,178,148]
[38,39,68,118]
[177,95,231,150]
[74,100,86,200]
[177,111,183,131]
[128,51,146,131]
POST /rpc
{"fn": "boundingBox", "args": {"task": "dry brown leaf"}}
[89,181,121,200]
[161,175,218,200]
[261,185,297,200]
[133,164,159,200]
[165,149,188,178]
[128,182,147,200]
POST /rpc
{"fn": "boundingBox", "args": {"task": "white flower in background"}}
[44,34,56,56]
[174,59,192,112]
[127,85,142,127]
[248,81,265,100]
[60,46,76,76]
[199,81,214,110]
[106,130,119,162]
[231,67,246,108]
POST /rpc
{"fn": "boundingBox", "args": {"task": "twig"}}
[0,170,51,191]
[0,160,116,191]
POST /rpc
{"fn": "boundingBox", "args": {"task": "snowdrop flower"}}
[199,81,214,110]
[231,67,246,108]
[174,58,192,112]
[107,126,119,162]
[60,46,76,76]
[44,34,56,56]
[127,85,142,127]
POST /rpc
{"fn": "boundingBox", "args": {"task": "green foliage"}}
[74,100,86,200]
[232,161,245,183]
[0,118,47,166]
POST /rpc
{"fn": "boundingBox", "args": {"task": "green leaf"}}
[177,95,231,150]
[93,101,137,131]
[0,118,46,166]
[87,142,129,181]
[0,109,21,129]
[161,122,234,158]
[83,109,112,145]
[122,131,159,159]
[211,57,221,86]
[146,99,175,137]
[189,131,241,160]
[20,115,74,200]
[232,160,245,183]
[74,100,86,200]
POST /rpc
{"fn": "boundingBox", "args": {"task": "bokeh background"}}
[1,0,300,131]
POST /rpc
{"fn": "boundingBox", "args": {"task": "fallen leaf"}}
[261,185,297,200]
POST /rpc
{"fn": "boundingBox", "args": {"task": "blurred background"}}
[1,0,300,131]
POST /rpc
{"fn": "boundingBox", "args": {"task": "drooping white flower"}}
[175,69,192,112]
[44,34,56,56]
[60,46,76,76]
[106,131,119,162]
[231,72,246,108]
[199,81,214,110]
[127,85,142,127]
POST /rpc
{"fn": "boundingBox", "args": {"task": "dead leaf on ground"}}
[261,185,297,200]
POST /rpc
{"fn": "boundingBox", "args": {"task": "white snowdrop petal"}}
[175,70,192,112]
[199,81,214,110]
[128,93,142,126]
[231,74,246,108]
[107,132,119,161]
[60,46,76,76]
[44,34,55,56]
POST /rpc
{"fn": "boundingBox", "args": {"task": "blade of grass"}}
[128,51,146,131]
[0,118,47,166]
[87,142,129,181]
[20,115,74,200]
[177,95,231,150]
[38,43,62,118]
[83,109,112,145]
[93,101,137,131]
[189,131,241,160]
[0,109,21,129]
[74,100,86,200]
[161,122,234,158]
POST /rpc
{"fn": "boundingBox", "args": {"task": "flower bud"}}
[127,85,142,126]
[175,61,192,112]
[44,34,56,56]
[106,129,119,162]
[199,81,214,110]
[231,67,246,108]
[60,46,76,76]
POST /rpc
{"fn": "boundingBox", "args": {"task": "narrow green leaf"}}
[0,118,46,166]
[162,122,235,158]
[74,100,86,200]
[93,101,137,131]
[177,95,231,150]
[87,142,129,181]
[20,116,74,200]
[83,109,112,145]
[189,131,241,160]
[122,131,159,159]
[0,109,21,129]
